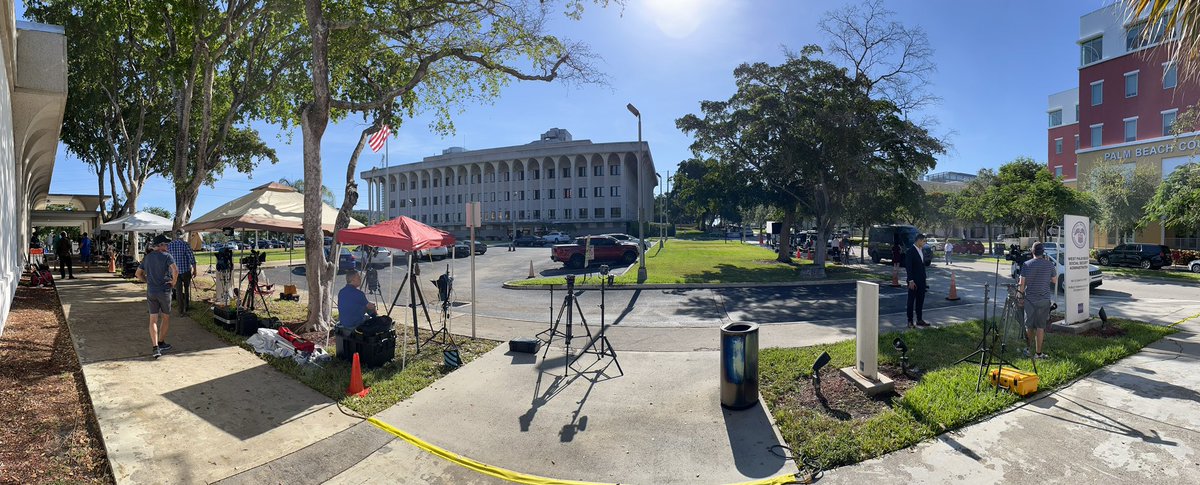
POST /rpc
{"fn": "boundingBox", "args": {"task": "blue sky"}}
[24,0,1111,217]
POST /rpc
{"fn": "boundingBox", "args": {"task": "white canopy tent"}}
[99,211,174,232]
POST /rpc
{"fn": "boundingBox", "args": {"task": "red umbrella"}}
[335,215,455,251]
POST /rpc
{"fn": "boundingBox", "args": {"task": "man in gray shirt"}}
[137,235,179,359]
[1019,242,1057,360]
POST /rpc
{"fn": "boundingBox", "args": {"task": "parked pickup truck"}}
[551,236,639,269]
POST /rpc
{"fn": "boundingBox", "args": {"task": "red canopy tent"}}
[335,215,455,250]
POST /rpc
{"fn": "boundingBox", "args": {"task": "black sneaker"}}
[152,346,162,359]
[157,342,173,352]
[916,321,931,328]
[907,321,916,329]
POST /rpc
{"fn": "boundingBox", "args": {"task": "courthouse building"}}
[361,128,655,240]
[1047,4,1200,250]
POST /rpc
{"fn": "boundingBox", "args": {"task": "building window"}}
[610,207,621,218]
[517,171,525,181]
[563,188,571,199]
[1090,81,1103,106]
[490,192,496,202]
[504,192,511,201]
[457,194,463,203]
[562,168,570,178]
[563,210,572,220]
[1124,118,1137,142]
[422,179,428,188]
[610,165,621,175]
[399,199,407,208]
[504,211,510,221]
[390,200,396,208]
[533,189,541,200]
[1082,36,1103,65]
[1126,19,1166,51]
[594,187,604,197]
[578,187,587,198]
[577,166,586,177]
[1090,124,1103,148]
[548,209,556,219]
[548,168,555,179]
[1074,134,1080,150]
[533,210,540,219]
[548,190,555,200]
[610,186,621,197]
[1048,109,1062,127]
[1125,71,1139,97]
[433,214,439,222]
[458,175,465,184]
[1054,138,1063,155]
[1054,166,1063,178]
[1163,110,1178,136]
[1164,62,1178,89]
[518,210,525,220]
[518,191,525,201]
[421,197,428,206]
[1076,104,1079,120]
[594,208,605,218]
[390,181,396,191]
[502,172,509,182]
[593,165,603,176]
[532,169,540,180]
[410,181,416,189]
[578,208,588,219]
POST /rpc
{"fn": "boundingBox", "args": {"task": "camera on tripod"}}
[215,247,235,272]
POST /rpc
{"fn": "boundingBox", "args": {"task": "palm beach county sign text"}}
[1102,138,1200,161]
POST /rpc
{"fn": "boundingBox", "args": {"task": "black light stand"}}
[537,275,595,377]
[388,252,437,352]
[954,283,1031,391]
[238,250,273,318]
[574,265,623,376]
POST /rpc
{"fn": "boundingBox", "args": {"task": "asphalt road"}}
[250,245,1200,329]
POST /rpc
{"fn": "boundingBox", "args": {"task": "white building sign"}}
[1064,215,1091,324]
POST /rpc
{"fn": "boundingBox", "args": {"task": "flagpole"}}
[384,129,389,223]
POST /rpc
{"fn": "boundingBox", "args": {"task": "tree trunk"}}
[173,176,203,230]
[812,219,829,278]
[301,0,334,332]
[777,207,795,263]
[96,158,108,221]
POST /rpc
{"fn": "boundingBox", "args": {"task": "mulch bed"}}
[787,364,920,421]
[0,280,113,484]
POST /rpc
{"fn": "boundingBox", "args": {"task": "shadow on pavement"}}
[722,402,789,477]
[162,366,333,441]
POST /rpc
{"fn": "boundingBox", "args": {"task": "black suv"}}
[1096,244,1172,269]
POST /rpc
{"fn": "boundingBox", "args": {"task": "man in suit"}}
[905,233,930,329]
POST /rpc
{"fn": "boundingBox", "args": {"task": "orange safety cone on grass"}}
[891,264,901,287]
[946,272,961,301]
[528,260,536,279]
[347,353,370,397]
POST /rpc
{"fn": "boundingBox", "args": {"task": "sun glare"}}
[643,0,717,39]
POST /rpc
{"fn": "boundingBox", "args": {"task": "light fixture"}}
[811,351,831,384]
[893,337,912,377]
[1099,307,1108,326]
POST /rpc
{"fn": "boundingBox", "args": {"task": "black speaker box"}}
[508,337,541,354]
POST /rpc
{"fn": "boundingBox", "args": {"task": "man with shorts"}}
[1019,241,1057,359]
[167,230,197,315]
[137,235,179,359]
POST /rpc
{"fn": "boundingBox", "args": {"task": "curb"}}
[501,278,869,291]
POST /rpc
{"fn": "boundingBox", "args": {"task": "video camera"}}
[241,250,267,270]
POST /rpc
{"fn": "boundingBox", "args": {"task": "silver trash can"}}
[720,322,760,410]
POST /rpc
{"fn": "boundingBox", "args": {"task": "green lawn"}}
[195,247,309,266]
[185,274,498,416]
[1100,266,1200,283]
[760,319,1173,469]
[511,239,885,286]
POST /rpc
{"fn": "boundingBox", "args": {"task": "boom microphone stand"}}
[537,275,594,377]
[575,265,623,376]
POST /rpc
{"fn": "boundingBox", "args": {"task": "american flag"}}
[368,124,391,152]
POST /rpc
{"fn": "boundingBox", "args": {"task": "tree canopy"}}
[1082,159,1159,240]
[1143,162,1200,231]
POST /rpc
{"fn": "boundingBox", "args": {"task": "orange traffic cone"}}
[891,264,901,287]
[796,248,802,259]
[347,353,370,397]
[528,260,535,279]
[946,273,961,301]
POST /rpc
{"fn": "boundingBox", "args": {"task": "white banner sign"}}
[1064,215,1091,324]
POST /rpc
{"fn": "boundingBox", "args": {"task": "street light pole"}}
[656,172,663,244]
[627,103,647,282]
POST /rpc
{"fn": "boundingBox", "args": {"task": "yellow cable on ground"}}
[366,417,804,485]
[1170,310,1200,327]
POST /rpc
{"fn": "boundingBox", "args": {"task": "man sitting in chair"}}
[337,271,377,330]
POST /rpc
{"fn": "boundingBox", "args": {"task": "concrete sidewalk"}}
[57,272,362,483]
[822,320,1200,484]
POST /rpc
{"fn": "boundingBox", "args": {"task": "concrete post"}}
[855,281,879,380]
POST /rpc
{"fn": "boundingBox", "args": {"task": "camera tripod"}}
[237,255,273,318]
[955,283,1036,391]
[387,254,441,352]
[537,274,622,378]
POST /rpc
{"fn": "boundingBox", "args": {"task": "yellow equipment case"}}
[988,367,1039,396]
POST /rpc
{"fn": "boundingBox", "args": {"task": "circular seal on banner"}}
[1072,221,1087,249]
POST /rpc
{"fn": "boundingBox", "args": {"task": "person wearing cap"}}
[136,235,179,359]
[1019,241,1057,359]
[904,233,930,328]
[167,230,197,315]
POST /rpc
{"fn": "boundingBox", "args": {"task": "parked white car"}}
[542,232,572,243]
[353,246,392,267]
[416,246,450,261]
[1190,259,1200,274]
[925,237,945,251]
[1011,248,1103,291]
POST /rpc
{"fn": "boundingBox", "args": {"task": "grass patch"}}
[195,247,308,266]
[760,319,1173,469]
[511,239,886,286]
[185,275,499,416]
[1101,266,1200,283]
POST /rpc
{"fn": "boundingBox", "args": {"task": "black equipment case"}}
[336,316,396,368]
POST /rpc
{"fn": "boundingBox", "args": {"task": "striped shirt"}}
[167,239,196,274]
[1022,257,1056,301]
